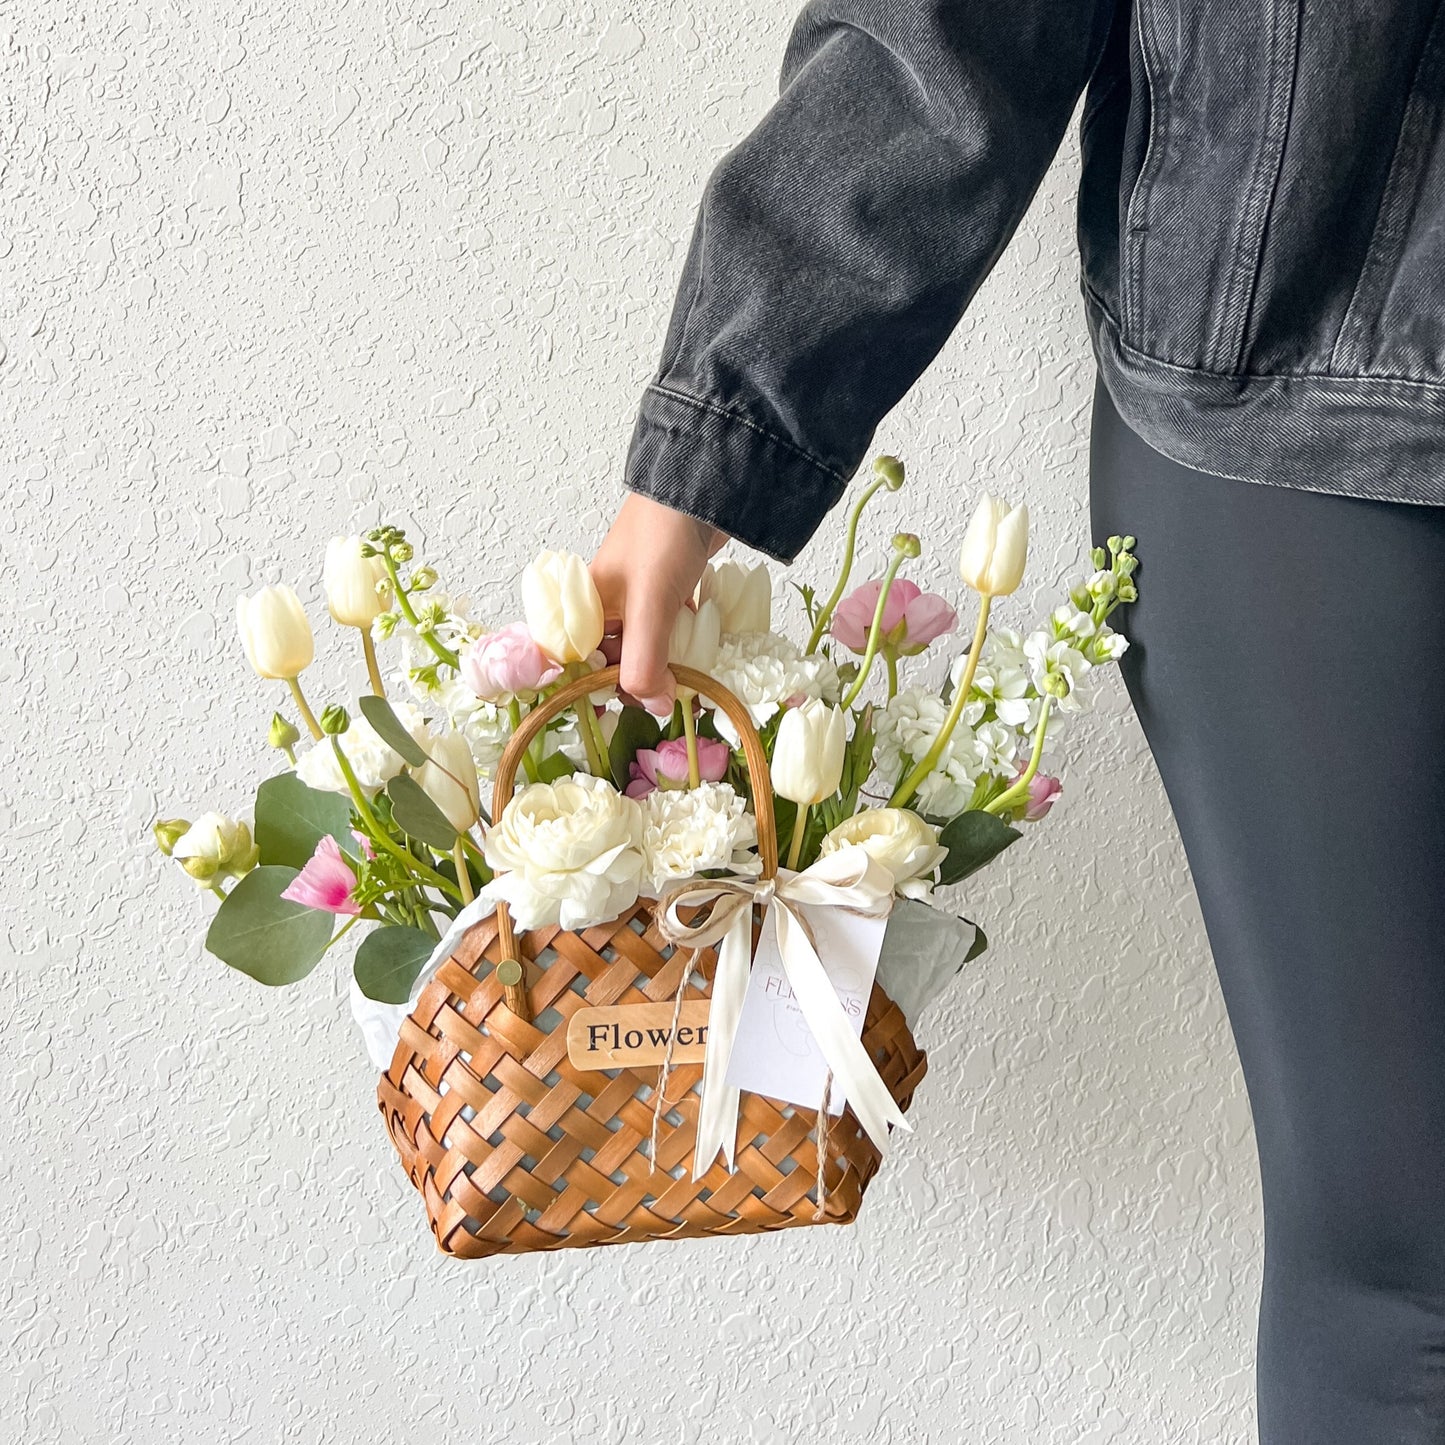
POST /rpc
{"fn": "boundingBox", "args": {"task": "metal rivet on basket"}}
[496,957,530,1021]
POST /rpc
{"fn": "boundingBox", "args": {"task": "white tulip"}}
[668,599,722,679]
[413,730,482,832]
[237,585,314,680]
[819,808,949,901]
[324,536,390,628]
[172,812,259,886]
[771,698,847,807]
[958,495,1029,597]
[699,560,771,634]
[522,550,607,665]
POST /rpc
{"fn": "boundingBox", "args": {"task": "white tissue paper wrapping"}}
[350,893,978,1072]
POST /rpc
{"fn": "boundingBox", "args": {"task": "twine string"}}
[813,1068,834,1221]
[648,952,695,1175]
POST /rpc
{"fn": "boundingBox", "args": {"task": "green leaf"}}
[385,773,457,850]
[937,810,1022,887]
[353,926,436,1004]
[205,866,335,986]
[963,917,989,962]
[253,772,355,870]
[535,749,574,783]
[607,705,662,790]
[357,695,428,767]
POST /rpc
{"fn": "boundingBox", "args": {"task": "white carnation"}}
[709,630,839,744]
[478,773,644,931]
[295,701,429,797]
[638,782,761,896]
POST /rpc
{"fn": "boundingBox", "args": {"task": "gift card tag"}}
[722,902,888,1115]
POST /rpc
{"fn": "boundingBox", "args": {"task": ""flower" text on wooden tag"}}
[566,1002,712,1070]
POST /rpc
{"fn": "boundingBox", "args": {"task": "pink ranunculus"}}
[830,578,958,656]
[281,835,361,915]
[460,622,562,700]
[1021,771,1063,822]
[625,735,732,798]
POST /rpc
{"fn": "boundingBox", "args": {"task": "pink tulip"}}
[281,835,361,915]
[1020,771,1062,821]
[830,579,957,656]
[625,736,731,797]
[460,623,562,700]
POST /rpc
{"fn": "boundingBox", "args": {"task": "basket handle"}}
[489,664,780,981]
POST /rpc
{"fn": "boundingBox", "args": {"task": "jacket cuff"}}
[623,384,849,565]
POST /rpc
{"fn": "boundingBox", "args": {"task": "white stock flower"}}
[295,701,429,796]
[819,808,948,901]
[1024,631,1094,714]
[874,688,981,818]
[709,631,839,744]
[479,773,645,931]
[959,628,1034,728]
[638,782,761,896]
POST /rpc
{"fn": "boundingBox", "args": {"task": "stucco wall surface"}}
[0,6,1260,1443]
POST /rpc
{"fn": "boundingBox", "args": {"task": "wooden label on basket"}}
[567,1002,713,1070]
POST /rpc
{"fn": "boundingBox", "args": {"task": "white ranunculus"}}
[172,811,259,886]
[699,560,771,634]
[708,630,839,744]
[324,536,390,628]
[638,782,761,896]
[479,773,645,930]
[819,808,949,901]
[412,728,482,831]
[522,550,605,665]
[237,585,314,680]
[295,701,429,796]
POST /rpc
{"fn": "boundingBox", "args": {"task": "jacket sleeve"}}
[623,0,1114,562]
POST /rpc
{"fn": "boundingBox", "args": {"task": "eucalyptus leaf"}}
[357,695,429,768]
[607,705,662,790]
[963,918,989,962]
[353,925,436,1004]
[385,773,457,850]
[937,810,1022,887]
[254,772,355,870]
[205,866,335,986]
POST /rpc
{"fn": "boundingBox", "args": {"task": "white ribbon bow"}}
[655,844,912,1180]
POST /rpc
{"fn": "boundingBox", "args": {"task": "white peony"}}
[638,782,761,896]
[478,772,645,931]
[295,701,429,797]
[709,630,839,744]
[819,808,949,901]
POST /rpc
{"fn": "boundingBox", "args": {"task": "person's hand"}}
[590,494,725,716]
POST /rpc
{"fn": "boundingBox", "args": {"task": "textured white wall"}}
[1,7,1261,1442]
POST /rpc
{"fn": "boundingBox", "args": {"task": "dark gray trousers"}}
[1089,381,1445,1442]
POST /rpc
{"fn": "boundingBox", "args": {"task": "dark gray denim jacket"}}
[624,0,1445,562]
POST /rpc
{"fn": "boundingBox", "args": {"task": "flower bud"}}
[410,566,438,591]
[324,536,391,629]
[413,730,482,832]
[771,699,847,807]
[172,813,258,887]
[320,704,351,735]
[461,623,562,700]
[152,818,190,857]
[874,455,906,490]
[237,585,314,680]
[392,541,414,563]
[522,550,606,664]
[958,494,1029,597]
[892,532,921,560]
[268,712,301,752]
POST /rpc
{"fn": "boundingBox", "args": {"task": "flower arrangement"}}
[155,456,1137,1019]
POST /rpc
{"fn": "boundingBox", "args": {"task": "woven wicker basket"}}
[377,664,928,1257]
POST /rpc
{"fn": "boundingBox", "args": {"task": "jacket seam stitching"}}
[644,382,849,485]
[1122,0,1165,336]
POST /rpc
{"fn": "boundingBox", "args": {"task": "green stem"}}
[889,596,993,808]
[361,629,386,696]
[839,549,908,710]
[282,744,297,766]
[207,882,227,902]
[286,677,322,740]
[786,802,810,872]
[985,697,1054,816]
[565,663,609,777]
[380,553,459,670]
[452,839,475,904]
[885,650,900,700]
[508,698,540,784]
[680,696,701,788]
[321,914,361,955]
[806,473,890,654]
[329,738,463,902]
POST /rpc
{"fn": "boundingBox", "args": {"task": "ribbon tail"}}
[691,906,753,1179]
[773,902,911,1156]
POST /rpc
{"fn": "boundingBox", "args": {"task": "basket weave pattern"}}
[376,665,929,1258]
